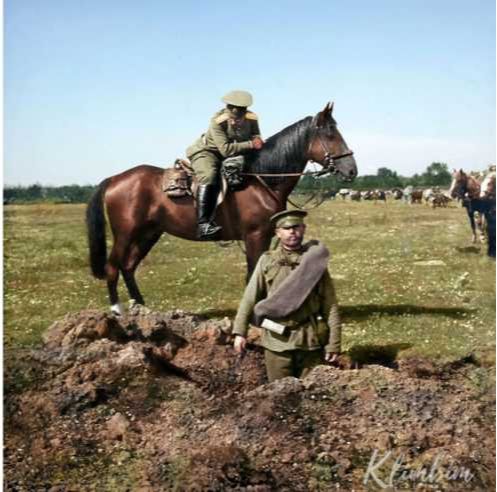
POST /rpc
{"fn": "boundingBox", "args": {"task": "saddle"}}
[162,159,194,198]
[163,155,245,201]
[162,159,229,206]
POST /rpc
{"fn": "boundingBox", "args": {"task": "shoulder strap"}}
[245,111,258,121]
[254,242,330,321]
[214,110,230,125]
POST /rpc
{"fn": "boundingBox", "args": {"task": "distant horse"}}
[349,190,361,201]
[409,190,423,204]
[391,188,403,200]
[322,189,338,200]
[430,193,451,208]
[362,190,385,203]
[338,188,351,200]
[450,169,495,257]
[373,189,386,202]
[86,103,358,313]
[423,188,435,204]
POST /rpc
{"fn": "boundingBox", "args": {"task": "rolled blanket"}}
[254,241,329,323]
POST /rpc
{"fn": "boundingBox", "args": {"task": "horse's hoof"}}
[111,303,123,316]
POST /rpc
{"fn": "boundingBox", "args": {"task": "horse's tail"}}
[86,178,110,279]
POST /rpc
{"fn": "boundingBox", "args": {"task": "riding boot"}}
[196,184,222,240]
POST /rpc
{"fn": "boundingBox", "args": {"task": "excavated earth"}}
[4,306,496,491]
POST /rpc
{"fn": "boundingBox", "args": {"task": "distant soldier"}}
[232,210,342,382]
[186,90,264,240]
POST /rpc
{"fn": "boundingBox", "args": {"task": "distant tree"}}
[376,167,402,188]
[377,167,396,179]
[4,184,96,204]
[421,162,452,186]
[26,184,43,200]
[409,173,424,187]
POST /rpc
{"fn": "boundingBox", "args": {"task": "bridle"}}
[313,130,354,176]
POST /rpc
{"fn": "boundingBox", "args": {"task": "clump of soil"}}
[4,306,495,491]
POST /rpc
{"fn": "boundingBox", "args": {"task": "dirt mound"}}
[4,306,495,490]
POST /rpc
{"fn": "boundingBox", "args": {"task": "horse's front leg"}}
[244,228,272,283]
[478,213,487,242]
[468,209,478,243]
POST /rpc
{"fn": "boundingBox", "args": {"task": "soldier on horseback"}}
[186,90,264,240]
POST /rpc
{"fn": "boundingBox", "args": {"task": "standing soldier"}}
[186,90,264,240]
[232,210,342,382]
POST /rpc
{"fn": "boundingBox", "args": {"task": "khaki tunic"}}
[233,243,341,353]
[186,108,261,185]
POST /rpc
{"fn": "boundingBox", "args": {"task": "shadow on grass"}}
[456,246,482,254]
[197,304,473,324]
[347,343,412,368]
[197,308,238,319]
[342,304,473,321]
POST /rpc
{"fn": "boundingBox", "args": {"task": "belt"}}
[289,314,323,328]
[262,314,322,334]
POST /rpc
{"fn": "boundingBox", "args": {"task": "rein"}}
[241,169,328,178]
[240,153,354,179]
[241,132,354,210]
[250,170,329,211]
[253,175,282,205]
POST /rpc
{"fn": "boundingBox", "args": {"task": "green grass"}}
[4,201,495,363]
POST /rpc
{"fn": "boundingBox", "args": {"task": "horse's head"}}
[449,169,468,199]
[450,169,481,200]
[307,103,357,181]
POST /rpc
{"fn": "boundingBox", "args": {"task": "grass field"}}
[4,199,496,364]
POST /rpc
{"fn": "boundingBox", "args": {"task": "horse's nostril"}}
[349,169,356,177]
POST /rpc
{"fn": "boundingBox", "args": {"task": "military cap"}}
[270,210,308,228]
[221,90,253,107]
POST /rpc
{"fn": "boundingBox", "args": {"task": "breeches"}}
[188,150,221,186]
[264,349,324,383]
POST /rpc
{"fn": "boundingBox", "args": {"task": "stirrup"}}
[197,222,222,240]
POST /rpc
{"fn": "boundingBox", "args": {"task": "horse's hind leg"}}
[107,249,123,315]
[121,231,163,306]
[106,233,134,315]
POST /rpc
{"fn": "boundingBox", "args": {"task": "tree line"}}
[4,162,453,204]
[296,162,453,193]
[4,184,97,204]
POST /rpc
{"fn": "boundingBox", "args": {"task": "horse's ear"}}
[323,102,334,115]
[315,107,327,128]
[316,102,332,127]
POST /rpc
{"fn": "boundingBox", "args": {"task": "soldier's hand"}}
[251,137,264,150]
[234,335,247,354]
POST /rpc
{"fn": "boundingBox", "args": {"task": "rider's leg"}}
[191,151,222,239]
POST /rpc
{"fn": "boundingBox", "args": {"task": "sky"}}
[4,0,496,186]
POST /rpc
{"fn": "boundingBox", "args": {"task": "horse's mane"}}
[245,116,313,186]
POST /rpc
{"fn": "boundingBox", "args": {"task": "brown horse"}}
[450,169,496,257]
[86,103,358,313]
